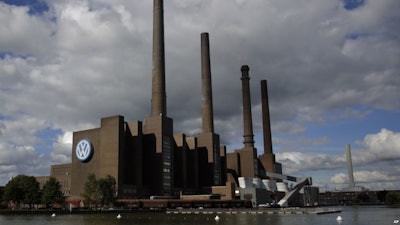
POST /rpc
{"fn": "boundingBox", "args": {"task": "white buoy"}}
[51,213,56,217]
[336,216,343,221]
[215,215,220,221]
[116,214,122,219]
[394,219,399,224]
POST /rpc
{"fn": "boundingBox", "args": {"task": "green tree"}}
[81,174,117,208]
[385,191,400,206]
[97,175,116,206]
[3,175,40,208]
[41,177,66,208]
[82,173,100,207]
[377,190,388,203]
[3,178,23,205]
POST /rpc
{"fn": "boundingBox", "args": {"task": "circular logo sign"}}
[75,139,93,162]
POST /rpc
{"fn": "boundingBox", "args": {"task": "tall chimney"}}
[240,65,255,148]
[201,32,214,133]
[261,80,273,154]
[346,144,356,188]
[151,0,166,117]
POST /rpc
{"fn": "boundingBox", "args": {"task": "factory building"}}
[49,0,285,203]
[66,0,228,201]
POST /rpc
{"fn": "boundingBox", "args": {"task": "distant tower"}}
[346,144,356,188]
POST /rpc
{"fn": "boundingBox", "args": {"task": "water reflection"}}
[0,207,399,225]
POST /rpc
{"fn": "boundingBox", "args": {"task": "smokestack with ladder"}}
[240,65,255,148]
[234,65,258,178]
[225,66,258,179]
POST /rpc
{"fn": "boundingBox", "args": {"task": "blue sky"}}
[0,0,399,191]
[343,0,365,10]
[2,0,48,15]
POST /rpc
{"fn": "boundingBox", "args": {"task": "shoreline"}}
[0,208,164,216]
[0,207,342,216]
[166,207,342,215]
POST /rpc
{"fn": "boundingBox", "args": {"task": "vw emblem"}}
[75,139,93,162]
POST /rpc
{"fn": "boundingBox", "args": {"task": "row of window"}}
[213,144,222,185]
[163,137,173,190]
[52,167,71,176]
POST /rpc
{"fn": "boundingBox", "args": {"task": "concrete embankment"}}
[166,207,342,215]
[0,209,163,216]
[0,207,341,216]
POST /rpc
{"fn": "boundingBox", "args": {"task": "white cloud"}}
[330,170,400,190]
[331,170,395,184]
[275,129,400,190]
[330,173,347,184]
[353,129,400,164]
[50,132,73,163]
[277,152,344,175]
[0,3,55,58]
[0,143,36,165]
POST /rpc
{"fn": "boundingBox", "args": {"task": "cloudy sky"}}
[0,0,399,191]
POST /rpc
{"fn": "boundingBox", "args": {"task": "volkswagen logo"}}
[75,139,93,162]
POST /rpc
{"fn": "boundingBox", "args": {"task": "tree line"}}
[2,174,400,209]
[1,175,64,209]
[385,191,400,207]
[0,174,116,209]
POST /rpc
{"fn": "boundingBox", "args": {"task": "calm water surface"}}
[1,206,399,225]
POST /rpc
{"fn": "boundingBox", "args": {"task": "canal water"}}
[1,206,399,225]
